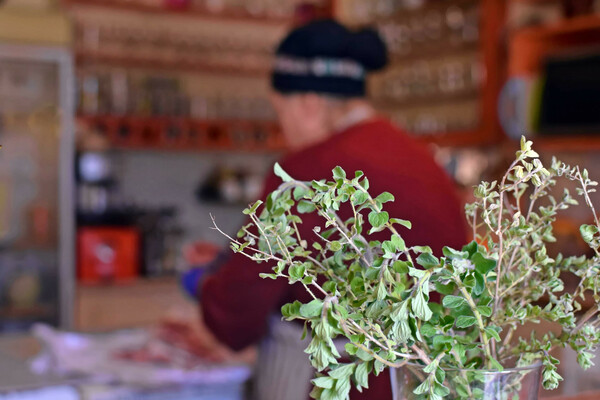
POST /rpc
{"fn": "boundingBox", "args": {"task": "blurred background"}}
[1,0,600,398]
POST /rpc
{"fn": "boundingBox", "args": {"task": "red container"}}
[160,118,190,149]
[77,227,140,284]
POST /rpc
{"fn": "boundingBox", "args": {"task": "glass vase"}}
[391,362,543,400]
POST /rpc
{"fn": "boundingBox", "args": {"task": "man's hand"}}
[183,241,221,266]
[157,313,257,365]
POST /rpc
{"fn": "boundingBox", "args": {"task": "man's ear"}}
[269,91,285,113]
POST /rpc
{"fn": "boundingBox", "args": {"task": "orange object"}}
[509,14,600,76]
[78,227,140,284]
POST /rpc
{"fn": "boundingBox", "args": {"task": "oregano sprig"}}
[213,136,600,399]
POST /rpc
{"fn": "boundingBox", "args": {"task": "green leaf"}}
[580,224,598,244]
[242,200,263,215]
[413,245,432,254]
[477,305,492,317]
[274,162,293,182]
[442,247,468,259]
[391,235,406,251]
[376,281,388,301]
[366,300,387,318]
[312,376,334,389]
[293,186,308,201]
[375,192,395,204]
[390,218,412,229]
[281,301,302,320]
[382,241,396,259]
[390,301,409,322]
[489,357,504,371]
[330,241,342,252]
[329,363,355,380]
[455,316,477,328]
[355,348,374,362]
[433,335,453,349]
[417,253,439,269]
[462,241,479,257]
[332,166,346,181]
[302,275,314,285]
[484,326,501,342]
[413,382,430,396]
[472,252,497,275]
[443,295,467,309]
[435,281,456,295]
[474,272,485,296]
[412,288,433,321]
[420,323,437,337]
[408,267,426,279]
[355,362,370,389]
[344,343,357,356]
[359,177,370,190]
[351,191,369,206]
[301,321,308,340]
[289,264,306,281]
[300,299,323,318]
[392,261,409,274]
[368,211,389,228]
[372,360,385,377]
[312,180,329,192]
[297,200,316,213]
[463,274,475,288]
[350,277,365,295]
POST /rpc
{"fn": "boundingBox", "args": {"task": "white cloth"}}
[29,324,251,388]
[252,317,348,400]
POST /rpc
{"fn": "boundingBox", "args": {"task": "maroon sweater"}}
[201,118,467,399]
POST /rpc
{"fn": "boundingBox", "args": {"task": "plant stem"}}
[576,167,600,228]
[493,161,517,317]
[455,279,494,365]
[210,214,286,263]
[572,306,600,335]
[500,325,516,356]
[249,213,275,256]
[339,318,417,365]
[499,262,538,298]
[316,207,372,269]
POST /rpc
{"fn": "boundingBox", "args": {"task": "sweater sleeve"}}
[200,171,290,351]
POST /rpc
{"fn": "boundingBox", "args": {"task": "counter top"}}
[0,333,247,400]
[2,334,599,399]
[0,335,66,392]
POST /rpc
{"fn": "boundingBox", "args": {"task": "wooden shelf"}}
[509,14,600,75]
[0,304,55,319]
[418,129,496,148]
[374,88,481,110]
[376,0,478,23]
[521,135,600,152]
[75,50,270,77]
[386,42,480,64]
[64,0,292,25]
[371,0,507,148]
[78,114,286,153]
[514,14,600,40]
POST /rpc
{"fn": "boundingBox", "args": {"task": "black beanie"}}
[271,19,388,98]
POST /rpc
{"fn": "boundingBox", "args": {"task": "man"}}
[188,19,467,399]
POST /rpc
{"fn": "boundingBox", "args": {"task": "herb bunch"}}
[212,138,600,400]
